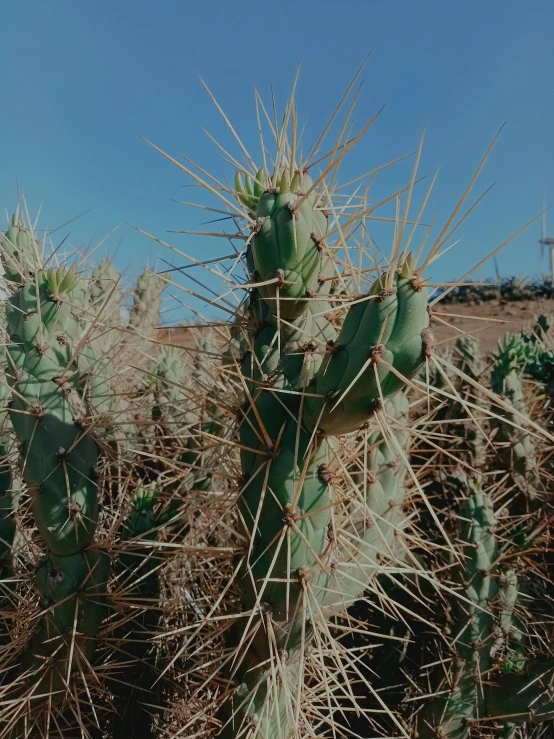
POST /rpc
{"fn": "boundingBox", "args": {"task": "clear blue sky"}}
[2,0,553,322]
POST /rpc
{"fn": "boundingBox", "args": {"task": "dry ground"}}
[431,298,554,355]
[157,299,554,357]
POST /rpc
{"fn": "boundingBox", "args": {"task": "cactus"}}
[128,268,165,339]
[490,334,541,502]
[0,380,15,584]
[248,169,328,321]
[222,250,431,736]
[178,90,434,734]
[149,347,188,430]
[418,478,499,739]
[0,267,111,734]
[1,212,39,285]
[90,257,123,312]
[89,256,124,352]
[109,481,165,739]
[0,444,14,580]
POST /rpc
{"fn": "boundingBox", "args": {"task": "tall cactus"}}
[418,478,499,739]
[89,256,124,352]
[490,334,541,503]
[1,212,39,285]
[128,268,165,339]
[0,388,16,591]
[123,268,166,377]
[109,481,165,739]
[2,267,110,732]
[211,148,434,737]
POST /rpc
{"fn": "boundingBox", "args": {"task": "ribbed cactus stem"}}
[78,342,137,443]
[150,348,187,429]
[0,379,15,584]
[249,170,329,321]
[491,335,540,501]
[218,155,434,737]
[90,257,123,310]
[0,439,15,584]
[4,268,108,703]
[110,482,164,738]
[128,268,165,339]
[1,213,39,286]
[490,569,527,674]
[454,335,488,470]
[304,264,433,436]
[89,256,123,351]
[419,480,498,739]
[224,280,420,736]
[322,390,412,606]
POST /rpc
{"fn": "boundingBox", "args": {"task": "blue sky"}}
[2,0,553,322]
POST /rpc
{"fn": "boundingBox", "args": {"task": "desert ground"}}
[430,298,554,354]
[157,298,554,357]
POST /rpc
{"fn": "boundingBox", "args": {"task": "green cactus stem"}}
[418,480,498,739]
[1,213,39,286]
[246,169,329,321]
[0,382,15,585]
[490,335,541,502]
[109,482,164,739]
[128,268,165,339]
[89,257,124,352]
[3,268,109,712]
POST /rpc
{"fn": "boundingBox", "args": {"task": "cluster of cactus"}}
[403,329,553,738]
[140,79,554,739]
[0,212,196,738]
[0,72,554,739]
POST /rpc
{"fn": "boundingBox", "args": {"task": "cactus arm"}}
[304,267,432,435]
[251,171,328,321]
